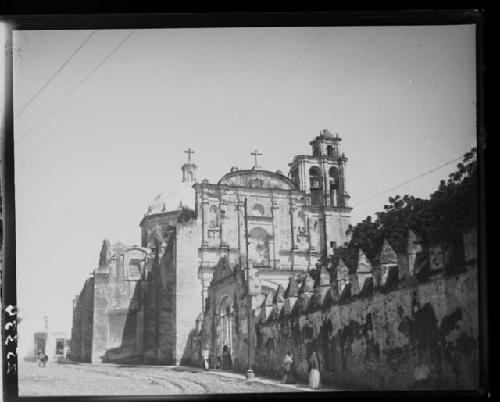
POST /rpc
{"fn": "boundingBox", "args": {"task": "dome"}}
[148,193,168,214]
[147,180,195,215]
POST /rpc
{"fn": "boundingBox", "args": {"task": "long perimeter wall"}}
[253,230,479,390]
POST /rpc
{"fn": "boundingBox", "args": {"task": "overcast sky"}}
[12,25,476,357]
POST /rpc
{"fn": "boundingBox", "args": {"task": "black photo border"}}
[1,8,489,402]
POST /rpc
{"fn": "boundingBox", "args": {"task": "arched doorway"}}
[217,296,234,362]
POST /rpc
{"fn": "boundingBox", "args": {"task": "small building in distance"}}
[33,317,70,361]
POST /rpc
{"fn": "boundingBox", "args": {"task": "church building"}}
[70,129,352,367]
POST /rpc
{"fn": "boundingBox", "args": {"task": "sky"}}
[11,25,476,357]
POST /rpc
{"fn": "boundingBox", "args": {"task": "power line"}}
[18,29,136,144]
[283,28,326,78]
[352,155,464,207]
[239,27,268,74]
[15,30,97,120]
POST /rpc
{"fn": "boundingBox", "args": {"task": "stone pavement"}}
[20,360,336,396]
[171,365,339,392]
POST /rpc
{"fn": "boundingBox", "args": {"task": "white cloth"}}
[309,368,320,389]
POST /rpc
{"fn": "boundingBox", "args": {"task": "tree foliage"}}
[344,148,477,264]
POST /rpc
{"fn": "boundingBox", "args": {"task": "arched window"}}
[309,166,322,205]
[327,145,334,158]
[309,166,322,190]
[252,203,265,217]
[329,167,340,207]
[218,296,233,355]
[248,227,271,267]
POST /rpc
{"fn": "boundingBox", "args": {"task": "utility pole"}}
[244,198,255,379]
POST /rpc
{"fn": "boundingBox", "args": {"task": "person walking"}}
[222,345,232,370]
[202,344,210,371]
[281,351,293,383]
[37,352,44,367]
[308,351,321,389]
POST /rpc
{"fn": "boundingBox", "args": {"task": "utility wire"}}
[283,28,326,78]
[352,155,464,207]
[18,30,136,144]
[15,30,97,120]
[239,27,268,74]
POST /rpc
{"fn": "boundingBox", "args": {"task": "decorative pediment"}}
[218,170,297,190]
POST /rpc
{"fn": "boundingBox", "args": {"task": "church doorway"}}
[217,296,234,362]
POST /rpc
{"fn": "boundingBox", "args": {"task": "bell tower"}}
[288,129,350,208]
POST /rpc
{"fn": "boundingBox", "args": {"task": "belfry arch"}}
[309,166,322,205]
[329,166,340,206]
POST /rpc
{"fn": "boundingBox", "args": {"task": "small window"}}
[55,339,64,355]
[127,259,142,280]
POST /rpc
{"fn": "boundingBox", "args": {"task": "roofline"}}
[216,169,298,190]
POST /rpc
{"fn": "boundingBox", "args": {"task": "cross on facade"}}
[251,150,262,169]
[184,148,195,162]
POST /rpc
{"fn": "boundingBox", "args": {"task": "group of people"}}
[202,344,232,371]
[282,350,321,389]
[201,345,321,389]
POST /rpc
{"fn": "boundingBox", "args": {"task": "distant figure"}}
[308,352,321,389]
[281,351,293,383]
[202,344,210,371]
[216,356,222,369]
[222,345,232,370]
[38,352,48,368]
[286,353,297,384]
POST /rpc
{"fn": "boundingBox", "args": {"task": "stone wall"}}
[176,219,203,365]
[253,229,479,390]
[92,247,147,362]
[104,214,202,366]
[70,277,94,362]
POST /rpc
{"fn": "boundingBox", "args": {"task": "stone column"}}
[302,161,310,194]
[236,200,247,267]
[290,201,298,251]
[201,196,209,247]
[271,199,280,269]
[220,201,228,249]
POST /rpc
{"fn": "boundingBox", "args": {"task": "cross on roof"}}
[184,148,195,162]
[251,150,262,169]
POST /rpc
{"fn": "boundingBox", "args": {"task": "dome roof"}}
[147,180,195,215]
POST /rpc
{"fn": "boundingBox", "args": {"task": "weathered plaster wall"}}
[92,248,146,362]
[176,219,202,365]
[156,233,176,364]
[70,277,94,362]
[254,242,478,390]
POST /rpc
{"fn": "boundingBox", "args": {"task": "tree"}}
[344,148,477,262]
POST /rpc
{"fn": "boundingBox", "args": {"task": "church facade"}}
[70,129,352,367]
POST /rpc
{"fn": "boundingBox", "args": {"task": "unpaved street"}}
[18,361,299,396]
